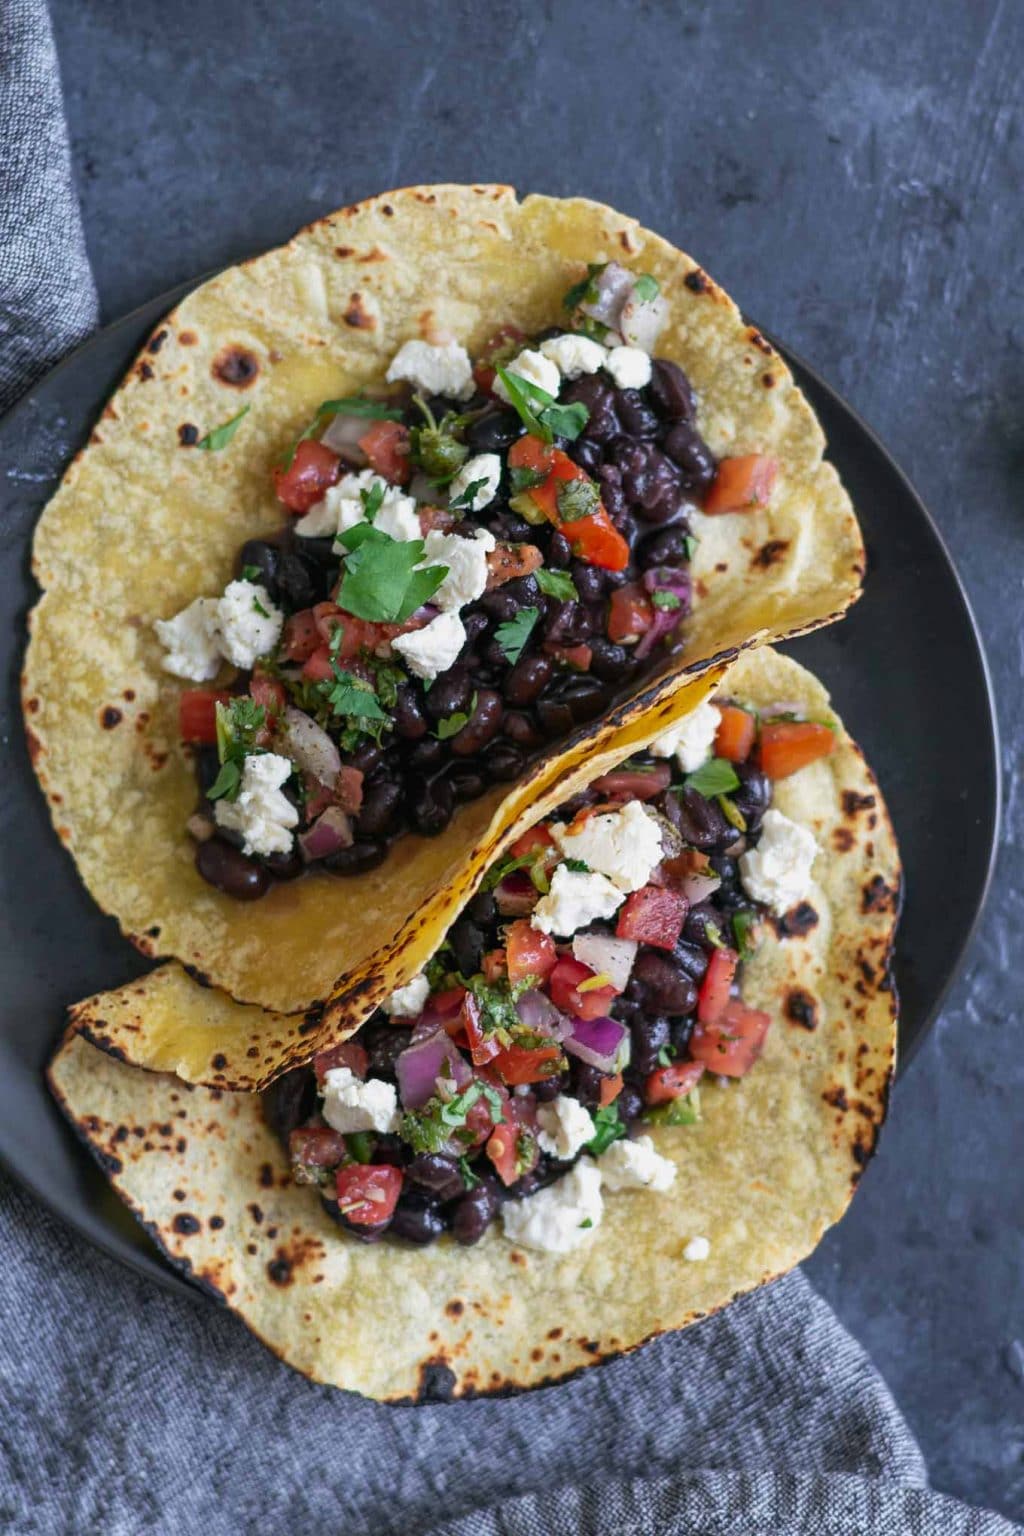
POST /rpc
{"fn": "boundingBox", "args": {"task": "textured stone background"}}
[46,0,1024,1519]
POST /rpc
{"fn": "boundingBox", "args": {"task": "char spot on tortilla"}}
[258,1164,274,1189]
[752,540,789,569]
[172,1213,201,1235]
[267,1254,292,1287]
[212,345,260,388]
[100,706,122,729]
[784,988,818,1030]
[137,361,154,381]
[209,1215,225,1230]
[343,293,375,330]
[775,902,819,938]
[862,876,897,913]
[178,330,197,346]
[842,790,876,817]
[823,1084,849,1111]
[335,245,354,257]
[415,1360,456,1403]
[684,268,709,293]
[178,423,199,446]
[147,329,168,354]
[833,827,855,853]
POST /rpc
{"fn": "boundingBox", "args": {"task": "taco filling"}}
[160,262,780,902]
[263,690,832,1253]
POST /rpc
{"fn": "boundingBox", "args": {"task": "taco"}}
[24,186,863,1015]
[49,648,900,1400]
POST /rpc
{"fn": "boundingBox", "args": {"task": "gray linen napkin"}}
[0,4,1018,1533]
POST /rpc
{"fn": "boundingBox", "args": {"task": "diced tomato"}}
[599,1072,624,1107]
[250,669,286,719]
[608,582,655,643]
[462,1074,510,1148]
[515,444,583,522]
[616,886,688,951]
[697,946,739,1025]
[759,720,835,780]
[489,1041,563,1086]
[358,419,411,484]
[507,438,628,571]
[460,995,502,1067]
[564,509,630,572]
[657,847,711,891]
[508,823,556,862]
[482,948,507,983]
[548,957,619,1021]
[289,1126,348,1169]
[334,1163,403,1226]
[505,921,557,985]
[703,453,778,515]
[590,763,671,801]
[544,641,593,671]
[715,704,756,763]
[313,1039,368,1081]
[301,646,335,681]
[473,325,528,395]
[333,765,364,815]
[485,542,544,589]
[485,1119,538,1186]
[430,986,468,1019]
[689,998,772,1077]
[644,1061,705,1106]
[178,688,228,744]
[281,609,321,663]
[273,439,341,513]
[507,431,556,476]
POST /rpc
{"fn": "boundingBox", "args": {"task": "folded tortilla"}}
[49,649,900,1399]
[24,186,862,1017]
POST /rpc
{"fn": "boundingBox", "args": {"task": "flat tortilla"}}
[24,186,862,1016]
[48,649,900,1400]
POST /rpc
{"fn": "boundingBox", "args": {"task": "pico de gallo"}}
[157,260,782,902]
[262,690,833,1253]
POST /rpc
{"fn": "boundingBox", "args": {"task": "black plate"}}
[0,283,1000,1301]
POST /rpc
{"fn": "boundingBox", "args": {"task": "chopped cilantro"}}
[683,757,741,799]
[195,406,250,452]
[562,262,607,312]
[578,1217,594,1230]
[251,594,270,618]
[240,564,262,582]
[586,1102,625,1156]
[458,1155,481,1190]
[563,858,591,874]
[646,1088,701,1127]
[556,477,600,522]
[359,481,385,521]
[336,527,448,624]
[495,367,589,444]
[509,464,547,495]
[684,534,699,561]
[494,606,538,666]
[435,692,478,741]
[207,696,267,802]
[732,909,759,961]
[320,661,388,728]
[632,273,661,303]
[651,589,682,612]
[543,401,589,440]
[657,1043,676,1067]
[535,568,577,602]
[345,1132,374,1164]
[278,395,402,471]
[449,477,487,512]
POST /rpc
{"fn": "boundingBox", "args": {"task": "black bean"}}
[346,742,384,778]
[466,407,524,453]
[390,1195,447,1246]
[325,839,389,875]
[597,463,627,521]
[504,653,552,707]
[394,684,428,740]
[650,358,697,422]
[485,510,534,542]
[452,1178,502,1245]
[588,637,630,683]
[479,588,519,624]
[563,375,620,442]
[460,612,489,650]
[636,524,691,570]
[194,745,222,797]
[533,1076,562,1103]
[424,666,472,723]
[447,762,488,802]
[561,677,611,723]
[292,533,339,571]
[732,762,772,835]
[356,780,403,839]
[617,1085,645,1125]
[261,1067,316,1143]
[543,600,593,647]
[663,422,717,493]
[709,851,739,886]
[327,1202,389,1242]
[196,838,271,901]
[570,560,607,604]
[536,696,576,738]
[548,532,573,569]
[450,689,503,757]
[449,917,485,976]
[671,1017,695,1056]
[660,786,730,849]
[238,539,281,599]
[407,773,455,836]
[631,1015,672,1076]
[466,890,497,926]
[673,940,709,983]
[265,847,304,881]
[683,902,727,952]
[502,711,544,749]
[483,740,526,782]
[504,574,542,608]
[567,436,602,474]
[276,549,325,609]
[632,950,699,1015]
[615,388,660,438]
[406,737,444,772]
[361,1021,408,1079]
[405,1153,467,1202]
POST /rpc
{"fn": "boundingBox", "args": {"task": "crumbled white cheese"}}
[215,580,284,670]
[603,345,653,389]
[531,866,624,936]
[739,808,818,915]
[374,496,422,543]
[386,338,475,401]
[552,800,664,893]
[493,348,560,403]
[501,1158,603,1253]
[600,1135,677,1193]
[386,973,430,1018]
[650,696,720,773]
[539,332,607,379]
[421,528,495,612]
[321,1066,399,1136]
[536,1095,596,1161]
[296,470,421,545]
[447,452,502,512]
[154,597,222,681]
[391,610,466,682]
[571,932,637,992]
[683,1235,711,1262]
[213,753,298,857]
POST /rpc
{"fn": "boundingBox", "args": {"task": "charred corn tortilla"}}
[24,186,862,1018]
[48,650,900,1399]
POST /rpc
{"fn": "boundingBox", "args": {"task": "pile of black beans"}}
[197,354,719,900]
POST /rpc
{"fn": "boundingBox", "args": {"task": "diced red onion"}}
[761,700,805,720]
[620,291,669,352]
[642,566,692,605]
[412,989,464,1040]
[589,762,671,800]
[580,261,634,327]
[396,1030,471,1110]
[571,933,637,993]
[320,412,369,462]
[298,806,353,862]
[515,989,571,1040]
[495,870,538,917]
[283,706,341,788]
[564,1016,629,1074]
[680,871,722,904]
[635,605,683,661]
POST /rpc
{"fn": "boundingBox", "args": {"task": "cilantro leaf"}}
[646,1090,701,1127]
[732,909,759,961]
[542,401,588,441]
[321,667,388,724]
[207,697,267,802]
[632,273,661,303]
[251,594,270,617]
[556,478,600,522]
[449,477,487,511]
[651,589,682,612]
[509,465,547,495]
[458,1155,481,1190]
[318,395,403,421]
[563,857,591,874]
[435,692,477,741]
[683,757,741,799]
[337,528,448,623]
[359,481,385,522]
[535,568,578,602]
[195,406,250,452]
[495,367,548,438]
[494,606,538,666]
[586,1103,625,1156]
[562,262,607,312]
[684,534,698,562]
[206,759,241,801]
[657,1043,676,1067]
[241,564,262,582]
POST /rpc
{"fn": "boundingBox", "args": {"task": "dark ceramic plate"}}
[0,283,1000,1302]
